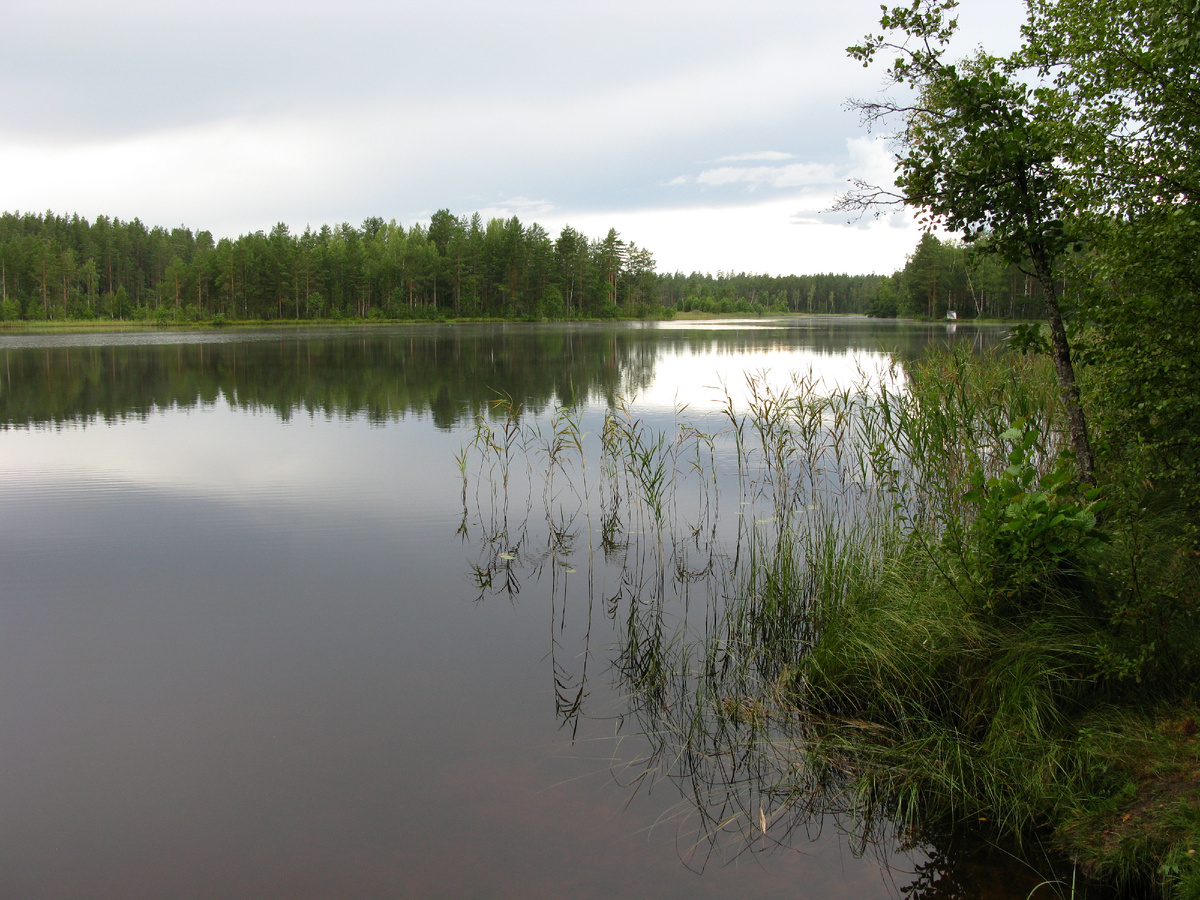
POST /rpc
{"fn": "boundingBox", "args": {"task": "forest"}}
[0,209,891,322]
[0,208,1047,324]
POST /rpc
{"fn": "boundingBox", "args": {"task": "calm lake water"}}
[0,317,1073,899]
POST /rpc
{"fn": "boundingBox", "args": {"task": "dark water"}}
[0,318,1083,899]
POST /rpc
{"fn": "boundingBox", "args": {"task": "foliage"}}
[845,0,1097,480]
[948,424,1107,618]
[1071,216,1200,513]
[1016,0,1200,513]
[1021,0,1200,219]
[1090,480,1200,686]
[849,0,1200,497]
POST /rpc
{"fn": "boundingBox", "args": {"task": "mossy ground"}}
[1055,704,1200,896]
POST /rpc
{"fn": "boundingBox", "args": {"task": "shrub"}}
[947,422,1108,619]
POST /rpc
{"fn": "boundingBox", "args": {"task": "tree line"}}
[0,209,892,323]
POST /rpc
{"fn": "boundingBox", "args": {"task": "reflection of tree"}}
[0,320,1005,430]
[891,827,1085,900]
[0,326,647,430]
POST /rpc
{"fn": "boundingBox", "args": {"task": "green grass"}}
[461,342,1200,895]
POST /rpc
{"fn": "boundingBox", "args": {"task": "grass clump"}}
[798,552,1100,834]
[460,341,1200,893]
[758,346,1200,897]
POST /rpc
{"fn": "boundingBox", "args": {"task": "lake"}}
[0,317,1063,899]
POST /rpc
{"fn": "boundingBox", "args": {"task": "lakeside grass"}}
[739,349,1198,896]
[464,342,1200,896]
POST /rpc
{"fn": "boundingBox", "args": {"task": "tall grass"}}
[460,343,1199,891]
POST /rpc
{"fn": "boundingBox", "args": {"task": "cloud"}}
[465,198,558,223]
[2,41,839,232]
[669,134,893,203]
[539,195,920,277]
[537,131,918,272]
[790,205,910,231]
[695,162,839,190]
[844,135,900,189]
[715,151,795,162]
[0,0,1027,273]
[0,115,344,232]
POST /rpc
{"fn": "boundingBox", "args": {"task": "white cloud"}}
[845,135,901,189]
[715,151,795,162]
[541,195,921,276]
[695,162,839,190]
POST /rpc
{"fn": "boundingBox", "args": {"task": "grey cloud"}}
[791,205,911,231]
[4,0,1027,272]
[695,162,838,190]
[6,1,863,139]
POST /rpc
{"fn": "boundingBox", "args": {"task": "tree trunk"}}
[1030,247,1095,484]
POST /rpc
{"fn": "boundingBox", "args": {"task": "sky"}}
[3,0,1026,276]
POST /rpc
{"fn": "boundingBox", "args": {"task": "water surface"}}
[1,318,1069,900]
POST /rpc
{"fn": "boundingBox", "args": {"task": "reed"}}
[460,343,1200,895]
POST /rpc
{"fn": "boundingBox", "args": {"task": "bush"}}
[947,423,1108,619]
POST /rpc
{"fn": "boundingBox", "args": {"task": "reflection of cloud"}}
[0,401,460,522]
[637,344,900,415]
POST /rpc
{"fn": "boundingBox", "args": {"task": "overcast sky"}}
[3,0,1026,276]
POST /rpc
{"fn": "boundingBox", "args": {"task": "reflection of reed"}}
[459,373,913,862]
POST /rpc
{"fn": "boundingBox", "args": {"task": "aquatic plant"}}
[460,343,1200,895]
